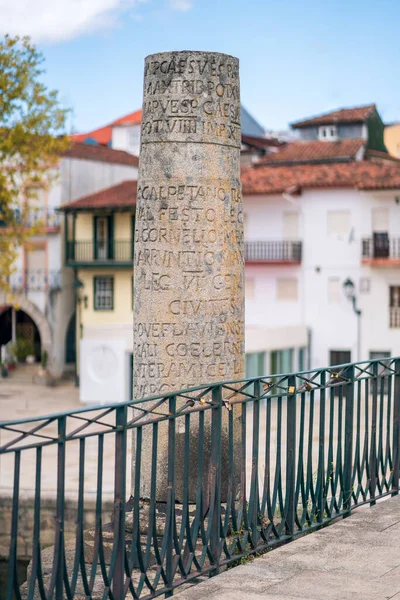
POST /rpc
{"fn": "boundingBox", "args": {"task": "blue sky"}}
[3,0,399,133]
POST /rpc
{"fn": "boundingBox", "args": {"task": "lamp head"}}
[343,278,355,299]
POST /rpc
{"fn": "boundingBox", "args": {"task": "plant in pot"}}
[12,338,35,363]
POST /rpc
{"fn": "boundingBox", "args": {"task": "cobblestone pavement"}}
[176,495,400,600]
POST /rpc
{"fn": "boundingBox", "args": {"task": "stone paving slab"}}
[176,496,400,600]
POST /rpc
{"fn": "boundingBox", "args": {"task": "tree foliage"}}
[0,35,69,293]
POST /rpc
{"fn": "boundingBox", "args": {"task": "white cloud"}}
[169,0,193,11]
[0,0,137,43]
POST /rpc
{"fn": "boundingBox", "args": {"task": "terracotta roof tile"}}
[70,110,143,146]
[242,161,400,195]
[111,109,142,126]
[292,104,376,129]
[70,124,113,145]
[60,180,137,211]
[62,142,139,167]
[258,139,365,165]
[241,135,284,150]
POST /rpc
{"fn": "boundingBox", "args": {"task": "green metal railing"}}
[0,357,399,598]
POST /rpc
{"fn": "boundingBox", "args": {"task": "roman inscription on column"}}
[134,51,244,401]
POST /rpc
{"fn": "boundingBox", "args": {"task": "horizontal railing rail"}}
[66,240,134,263]
[362,237,400,259]
[8,269,62,292]
[0,357,399,598]
[244,240,302,262]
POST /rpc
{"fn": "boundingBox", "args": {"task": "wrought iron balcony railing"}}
[362,236,400,260]
[0,357,399,598]
[66,240,134,264]
[244,240,302,262]
[0,208,60,228]
[9,269,62,292]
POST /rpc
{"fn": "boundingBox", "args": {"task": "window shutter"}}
[93,216,98,260]
[108,215,114,259]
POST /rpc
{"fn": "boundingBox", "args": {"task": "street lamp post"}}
[343,278,362,361]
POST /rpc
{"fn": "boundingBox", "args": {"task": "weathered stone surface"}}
[133,50,244,398]
[133,51,245,502]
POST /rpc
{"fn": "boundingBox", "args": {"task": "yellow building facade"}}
[61,180,137,403]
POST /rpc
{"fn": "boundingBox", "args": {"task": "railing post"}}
[166,395,176,597]
[392,359,400,495]
[55,416,66,600]
[343,365,355,514]
[285,375,296,537]
[112,405,127,599]
[210,385,222,575]
[370,362,378,504]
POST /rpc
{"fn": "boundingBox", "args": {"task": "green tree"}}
[0,35,69,293]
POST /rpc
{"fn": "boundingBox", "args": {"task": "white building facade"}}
[243,185,400,374]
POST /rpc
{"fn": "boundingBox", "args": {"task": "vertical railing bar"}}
[248,380,260,550]
[112,405,127,599]
[6,450,21,600]
[209,386,222,574]
[343,366,355,514]
[165,395,176,597]
[27,447,47,600]
[392,359,400,495]
[285,376,296,537]
[369,362,378,504]
[70,438,90,597]
[316,372,326,523]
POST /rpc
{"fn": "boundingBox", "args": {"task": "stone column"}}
[133,51,244,501]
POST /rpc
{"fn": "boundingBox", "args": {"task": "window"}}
[283,212,299,239]
[94,215,113,260]
[245,277,255,299]
[276,278,298,301]
[327,277,341,303]
[245,352,265,378]
[330,350,351,366]
[298,347,306,371]
[360,277,371,294]
[129,127,141,154]
[369,352,391,393]
[318,125,338,141]
[371,208,388,232]
[390,286,400,328]
[327,210,351,237]
[94,277,114,310]
[270,349,294,374]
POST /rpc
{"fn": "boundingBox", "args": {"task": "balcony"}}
[362,235,400,266]
[9,269,62,292]
[66,240,133,267]
[244,240,302,264]
[0,208,60,230]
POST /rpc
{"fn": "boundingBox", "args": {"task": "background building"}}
[242,104,400,375]
[0,143,138,377]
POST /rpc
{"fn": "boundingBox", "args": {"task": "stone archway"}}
[12,294,53,362]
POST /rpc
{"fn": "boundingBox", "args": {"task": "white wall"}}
[111,125,141,156]
[243,186,400,369]
[60,157,138,205]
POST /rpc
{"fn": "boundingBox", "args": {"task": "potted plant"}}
[11,338,35,363]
